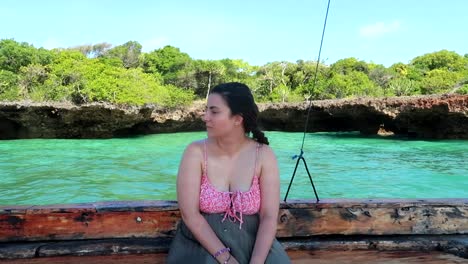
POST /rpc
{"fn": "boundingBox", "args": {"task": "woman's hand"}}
[248,257,263,264]
[227,255,239,264]
[216,253,239,264]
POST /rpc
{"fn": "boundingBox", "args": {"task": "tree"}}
[324,71,377,99]
[256,62,291,99]
[322,59,379,99]
[450,76,468,94]
[0,39,54,73]
[411,50,465,72]
[390,63,424,83]
[141,45,193,87]
[194,60,225,100]
[42,50,87,102]
[105,41,142,68]
[47,51,192,106]
[388,78,419,96]
[390,62,408,76]
[456,84,468,95]
[271,84,290,103]
[331,57,369,75]
[219,58,254,84]
[420,69,460,94]
[288,60,330,101]
[256,63,277,96]
[0,70,19,100]
[18,64,49,100]
[71,42,112,58]
[290,60,323,88]
[368,63,394,87]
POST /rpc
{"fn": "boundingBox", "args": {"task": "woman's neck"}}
[212,134,250,157]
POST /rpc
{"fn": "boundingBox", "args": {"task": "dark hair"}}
[210,82,269,145]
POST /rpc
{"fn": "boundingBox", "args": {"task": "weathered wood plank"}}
[2,235,467,259]
[0,253,167,264]
[276,205,468,236]
[285,250,468,264]
[1,199,466,242]
[281,198,468,208]
[0,210,180,242]
[1,250,467,264]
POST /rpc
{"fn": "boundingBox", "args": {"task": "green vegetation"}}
[1,39,467,106]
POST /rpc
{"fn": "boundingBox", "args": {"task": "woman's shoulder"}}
[183,139,206,156]
[256,142,277,161]
[254,140,273,152]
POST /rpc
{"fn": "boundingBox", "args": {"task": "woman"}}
[167,82,290,264]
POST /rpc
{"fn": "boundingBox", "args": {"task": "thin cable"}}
[299,0,331,151]
[285,0,332,202]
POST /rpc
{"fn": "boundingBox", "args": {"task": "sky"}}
[1,0,467,67]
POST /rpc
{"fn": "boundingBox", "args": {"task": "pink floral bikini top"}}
[199,140,261,229]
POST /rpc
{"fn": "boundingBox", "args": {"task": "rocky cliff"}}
[0,94,467,139]
[258,94,468,139]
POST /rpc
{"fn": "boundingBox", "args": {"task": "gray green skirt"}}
[167,213,290,264]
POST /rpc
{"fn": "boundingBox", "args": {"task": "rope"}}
[299,0,331,151]
[285,0,331,202]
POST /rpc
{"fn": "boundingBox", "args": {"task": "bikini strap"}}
[203,139,208,175]
[253,143,261,176]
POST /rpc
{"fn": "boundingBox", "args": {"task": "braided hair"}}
[210,82,269,145]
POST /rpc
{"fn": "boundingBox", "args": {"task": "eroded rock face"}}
[258,94,468,139]
[0,102,155,139]
[0,95,467,139]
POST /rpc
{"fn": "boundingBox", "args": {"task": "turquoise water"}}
[0,132,467,206]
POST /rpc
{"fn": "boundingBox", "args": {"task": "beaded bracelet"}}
[213,247,231,258]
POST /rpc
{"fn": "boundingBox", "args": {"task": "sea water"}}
[1,131,466,205]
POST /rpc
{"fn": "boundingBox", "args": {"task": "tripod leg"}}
[301,157,320,202]
[283,157,302,202]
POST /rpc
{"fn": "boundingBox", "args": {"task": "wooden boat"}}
[1,199,467,263]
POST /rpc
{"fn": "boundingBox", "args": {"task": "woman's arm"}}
[250,146,281,264]
[177,142,237,263]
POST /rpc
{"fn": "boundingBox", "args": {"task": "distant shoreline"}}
[1,94,467,140]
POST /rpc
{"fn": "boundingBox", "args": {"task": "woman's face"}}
[203,93,241,138]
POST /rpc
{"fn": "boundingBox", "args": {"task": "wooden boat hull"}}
[1,199,467,262]
[1,250,468,264]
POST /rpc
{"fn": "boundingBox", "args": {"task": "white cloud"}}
[141,37,169,52]
[359,20,402,38]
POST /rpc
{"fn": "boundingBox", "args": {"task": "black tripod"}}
[283,150,319,202]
